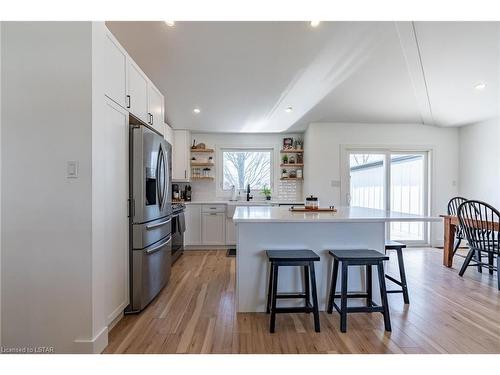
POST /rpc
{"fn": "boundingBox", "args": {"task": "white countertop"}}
[233,205,442,223]
[184,200,304,206]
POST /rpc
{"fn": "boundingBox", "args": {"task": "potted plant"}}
[295,137,303,150]
[261,185,272,201]
[281,169,288,178]
[282,154,288,164]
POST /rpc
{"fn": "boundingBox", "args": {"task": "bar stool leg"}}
[309,261,320,332]
[395,248,410,304]
[366,264,372,307]
[266,262,274,314]
[270,264,279,333]
[340,262,348,333]
[327,259,339,313]
[376,261,391,332]
[488,252,494,275]
[303,265,311,312]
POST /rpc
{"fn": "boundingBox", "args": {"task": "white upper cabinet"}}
[105,27,166,135]
[172,129,191,182]
[164,123,174,146]
[127,59,149,124]
[148,83,164,134]
[104,31,128,109]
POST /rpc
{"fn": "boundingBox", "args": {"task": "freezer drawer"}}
[129,234,172,312]
[132,215,172,249]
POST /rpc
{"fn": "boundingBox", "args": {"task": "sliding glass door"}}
[345,148,429,244]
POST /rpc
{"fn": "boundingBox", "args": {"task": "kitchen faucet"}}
[246,184,253,201]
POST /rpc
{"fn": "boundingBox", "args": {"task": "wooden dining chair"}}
[448,196,483,272]
[457,200,500,289]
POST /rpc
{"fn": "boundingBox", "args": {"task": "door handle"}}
[145,235,172,254]
[146,218,172,230]
[151,114,154,125]
[126,95,131,109]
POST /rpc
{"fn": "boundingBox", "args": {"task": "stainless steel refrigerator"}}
[128,119,172,313]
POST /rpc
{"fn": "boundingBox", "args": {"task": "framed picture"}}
[282,137,294,150]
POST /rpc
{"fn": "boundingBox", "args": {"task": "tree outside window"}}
[222,150,272,190]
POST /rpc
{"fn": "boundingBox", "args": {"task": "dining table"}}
[441,214,500,267]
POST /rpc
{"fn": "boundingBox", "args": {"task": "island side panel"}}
[235,221,385,312]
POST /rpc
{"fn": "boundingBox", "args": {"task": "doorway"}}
[342,147,430,245]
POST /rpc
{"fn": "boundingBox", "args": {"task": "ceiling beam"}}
[395,21,435,126]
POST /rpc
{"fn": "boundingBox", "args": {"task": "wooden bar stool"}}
[327,249,391,333]
[385,240,410,304]
[266,250,320,333]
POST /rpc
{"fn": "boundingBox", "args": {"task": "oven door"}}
[131,125,172,224]
[171,211,185,263]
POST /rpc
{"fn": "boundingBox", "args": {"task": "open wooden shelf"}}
[191,162,215,167]
[191,148,214,153]
[280,177,304,181]
[191,176,215,180]
[280,149,303,153]
[280,163,304,168]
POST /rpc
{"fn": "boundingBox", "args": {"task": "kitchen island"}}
[233,206,440,312]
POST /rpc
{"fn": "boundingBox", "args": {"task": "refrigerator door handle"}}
[145,235,172,254]
[145,217,172,230]
[156,145,163,209]
[161,148,168,209]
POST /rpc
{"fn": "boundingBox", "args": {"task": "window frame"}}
[216,146,275,198]
[340,144,433,246]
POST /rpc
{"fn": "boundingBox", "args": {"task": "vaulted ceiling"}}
[106,21,499,133]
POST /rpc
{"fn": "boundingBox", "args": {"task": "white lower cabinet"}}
[185,204,202,246]
[202,212,226,246]
[225,216,236,246]
[185,204,228,247]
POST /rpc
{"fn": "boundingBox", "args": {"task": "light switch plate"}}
[66,161,79,178]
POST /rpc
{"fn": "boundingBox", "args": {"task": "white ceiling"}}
[106,21,499,133]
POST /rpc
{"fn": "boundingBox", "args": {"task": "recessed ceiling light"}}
[474,82,487,90]
[310,21,321,28]
[164,21,175,27]
[285,106,293,113]
[193,108,201,114]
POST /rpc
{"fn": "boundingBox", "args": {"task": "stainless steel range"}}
[171,202,186,263]
[127,116,172,313]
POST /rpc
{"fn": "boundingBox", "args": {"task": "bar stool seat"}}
[327,249,391,333]
[384,240,410,304]
[266,249,320,333]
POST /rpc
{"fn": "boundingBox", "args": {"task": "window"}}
[221,149,272,191]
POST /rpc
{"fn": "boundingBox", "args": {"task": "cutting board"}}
[289,207,337,212]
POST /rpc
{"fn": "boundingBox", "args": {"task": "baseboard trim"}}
[185,245,233,250]
[73,326,108,354]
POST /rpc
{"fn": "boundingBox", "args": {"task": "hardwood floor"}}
[104,248,500,354]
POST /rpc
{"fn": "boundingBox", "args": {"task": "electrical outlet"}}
[66,161,79,178]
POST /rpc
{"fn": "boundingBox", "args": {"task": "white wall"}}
[304,122,460,246]
[458,118,500,209]
[1,22,94,353]
[0,22,3,349]
[188,132,303,202]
